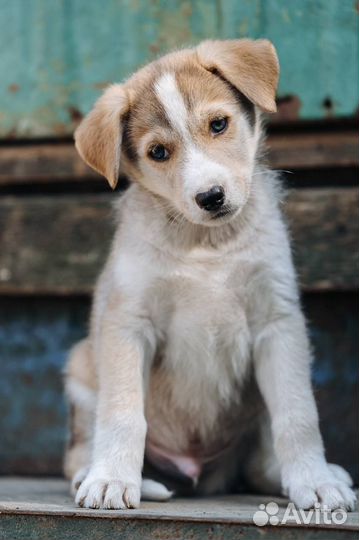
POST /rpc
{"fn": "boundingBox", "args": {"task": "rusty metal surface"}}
[0,478,358,539]
[0,0,358,138]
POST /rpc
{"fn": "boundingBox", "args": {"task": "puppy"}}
[64,39,355,511]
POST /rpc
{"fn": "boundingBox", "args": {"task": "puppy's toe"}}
[337,484,357,511]
[103,480,127,509]
[328,464,353,487]
[317,484,347,511]
[123,484,141,509]
[289,485,318,510]
[76,478,107,509]
[71,466,90,496]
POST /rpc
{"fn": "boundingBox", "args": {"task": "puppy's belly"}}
[145,439,204,482]
[144,396,241,483]
[144,358,257,484]
[145,275,253,482]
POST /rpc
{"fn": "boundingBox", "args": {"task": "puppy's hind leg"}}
[245,414,282,496]
[64,339,97,495]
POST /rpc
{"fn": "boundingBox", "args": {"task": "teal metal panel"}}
[0,0,358,138]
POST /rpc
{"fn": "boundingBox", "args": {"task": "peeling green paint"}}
[0,0,358,137]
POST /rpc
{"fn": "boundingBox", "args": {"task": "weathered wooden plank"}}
[267,131,359,170]
[285,189,359,290]
[0,189,357,294]
[0,478,357,540]
[0,130,357,186]
[0,194,111,295]
[0,144,98,184]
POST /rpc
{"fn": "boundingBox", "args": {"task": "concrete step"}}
[0,478,358,539]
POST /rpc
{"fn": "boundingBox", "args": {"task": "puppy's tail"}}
[141,478,173,501]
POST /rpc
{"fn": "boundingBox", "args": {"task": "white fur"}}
[182,144,247,222]
[155,72,188,137]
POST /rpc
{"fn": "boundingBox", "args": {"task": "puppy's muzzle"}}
[195,186,225,212]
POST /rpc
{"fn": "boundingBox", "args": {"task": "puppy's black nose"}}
[195,186,225,211]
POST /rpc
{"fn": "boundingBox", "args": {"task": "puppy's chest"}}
[148,253,251,384]
[144,253,253,452]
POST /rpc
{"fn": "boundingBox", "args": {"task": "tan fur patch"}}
[196,39,279,113]
[74,85,129,188]
[66,339,97,391]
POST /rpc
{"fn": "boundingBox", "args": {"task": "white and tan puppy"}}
[64,40,355,511]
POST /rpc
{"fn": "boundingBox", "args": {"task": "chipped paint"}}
[8,84,20,94]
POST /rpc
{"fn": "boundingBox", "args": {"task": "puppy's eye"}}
[210,117,228,135]
[148,144,170,161]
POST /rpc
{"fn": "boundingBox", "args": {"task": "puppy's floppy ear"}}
[197,39,279,113]
[74,84,129,189]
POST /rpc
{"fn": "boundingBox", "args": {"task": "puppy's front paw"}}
[75,472,141,509]
[71,466,89,496]
[284,461,356,511]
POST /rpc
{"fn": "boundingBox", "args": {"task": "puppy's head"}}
[75,39,279,226]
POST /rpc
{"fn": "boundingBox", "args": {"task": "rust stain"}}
[322,96,335,118]
[8,84,20,93]
[68,106,83,124]
[52,123,68,136]
[149,43,160,55]
[93,81,110,90]
[5,127,18,139]
[275,95,302,121]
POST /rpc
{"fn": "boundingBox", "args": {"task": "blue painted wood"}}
[0,294,357,482]
[0,297,89,473]
[0,0,357,137]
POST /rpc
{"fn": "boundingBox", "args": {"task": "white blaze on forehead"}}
[155,72,188,137]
